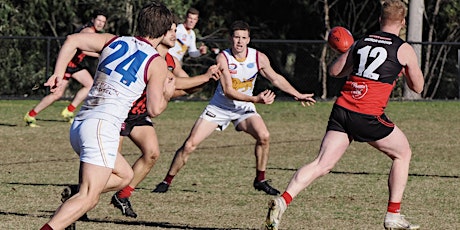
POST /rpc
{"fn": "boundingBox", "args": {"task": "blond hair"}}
[380,0,407,25]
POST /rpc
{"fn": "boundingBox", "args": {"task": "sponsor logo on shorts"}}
[205,110,216,118]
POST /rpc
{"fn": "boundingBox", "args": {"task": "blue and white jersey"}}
[75,36,160,126]
[209,47,259,110]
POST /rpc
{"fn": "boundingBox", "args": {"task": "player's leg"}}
[170,118,217,175]
[128,125,160,188]
[45,162,112,229]
[368,125,419,229]
[265,130,350,230]
[152,118,218,193]
[112,126,158,217]
[104,151,134,192]
[61,70,93,121]
[236,115,278,195]
[286,130,349,197]
[25,79,70,126]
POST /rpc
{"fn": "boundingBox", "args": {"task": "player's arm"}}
[46,33,115,91]
[258,52,315,105]
[173,55,220,89]
[257,52,299,97]
[146,57,175,117]
[77,27,102,57]
[329,44,354,78]
[398,43,424,94]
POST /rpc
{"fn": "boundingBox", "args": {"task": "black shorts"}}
[326,104,394,142]
[120,114,153,137]
[64,56,97,80]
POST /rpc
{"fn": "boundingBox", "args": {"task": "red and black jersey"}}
[336,31,404,115]
[165,52,176,71]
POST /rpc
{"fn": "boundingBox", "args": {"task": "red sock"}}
[117,186,135,199]
[164,174,175,184]
[256,170,265,182]
[40,223,53,230]
[67,104,76,112]
[281,192,293,206]
[387,201,401,213]
[28,109,37,117]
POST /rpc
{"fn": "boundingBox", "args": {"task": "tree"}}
[405,0,424,100]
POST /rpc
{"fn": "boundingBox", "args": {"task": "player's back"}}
[76,36,160,125]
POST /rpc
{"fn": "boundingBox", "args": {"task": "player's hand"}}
[295,93,316,107]
[44,74,63,93]
[207,63,221,81]
[256,89,276,104]
[163,74,176,100]
[199,42,208,55]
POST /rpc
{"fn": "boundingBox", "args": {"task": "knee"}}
[182,141,197,155]
[257,131,270,145]
[50,90,64,99]
[82,192,101,210]
[121,170,134,188]
[142,149,160,166]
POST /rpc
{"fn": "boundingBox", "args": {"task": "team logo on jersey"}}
[232,74,256,92]
[228,63,238,74]
[350,82,368,99]
[247,62,255,68]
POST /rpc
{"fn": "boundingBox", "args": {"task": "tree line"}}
[1,0,459,99]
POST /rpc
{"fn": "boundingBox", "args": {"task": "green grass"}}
[0,99,459,229]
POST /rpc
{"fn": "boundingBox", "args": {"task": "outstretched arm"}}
[46,33,115,92]
[258,52,315,106]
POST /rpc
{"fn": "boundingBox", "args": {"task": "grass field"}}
[0,99,459,229]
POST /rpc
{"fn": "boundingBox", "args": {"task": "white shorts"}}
[199,104,260,131]
[70,119,120,169]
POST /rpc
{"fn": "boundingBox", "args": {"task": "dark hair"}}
[92,9,107,19]
[230,20,250,37]
[186,7,199,16]
[137,1,173,38]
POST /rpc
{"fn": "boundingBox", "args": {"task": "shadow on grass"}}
[0,123,17,127]
[0,211,258,230]
[270,166,459,179]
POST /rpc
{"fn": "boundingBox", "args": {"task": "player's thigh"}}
[236,114,268,139]
[112,151,133,179]
[129,125,160,154]
[315,130,350,168]
[368,125,411,159]
[72,70,93,88]
[79,162,113,196]
[187,118,219,145]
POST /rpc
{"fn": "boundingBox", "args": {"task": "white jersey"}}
[209,47,259,110]
[75,36,161,126]
[168,23,198,61]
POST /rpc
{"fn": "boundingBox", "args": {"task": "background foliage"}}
[0,0,459,99]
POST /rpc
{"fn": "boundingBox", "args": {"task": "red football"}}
[327,26,354,53]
